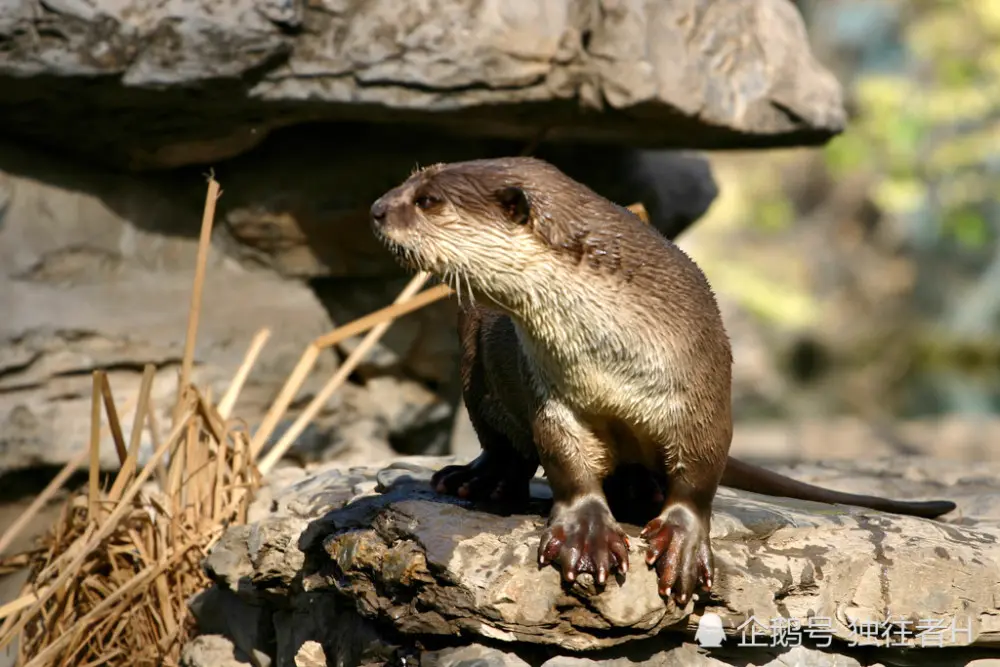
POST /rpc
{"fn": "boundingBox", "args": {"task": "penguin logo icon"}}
[694,612,726,648]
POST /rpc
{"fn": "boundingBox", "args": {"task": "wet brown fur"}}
[370,157,956,605]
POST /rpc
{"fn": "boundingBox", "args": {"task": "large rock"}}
[193,455,1000,666]
[0,143,339,470]
[0,0,844,170]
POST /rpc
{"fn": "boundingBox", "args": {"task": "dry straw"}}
[0,176,460,666]
[0,159,651,665]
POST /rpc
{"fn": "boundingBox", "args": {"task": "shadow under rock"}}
[297,460,679,557]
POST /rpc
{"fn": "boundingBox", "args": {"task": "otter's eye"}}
[414,194,440,210]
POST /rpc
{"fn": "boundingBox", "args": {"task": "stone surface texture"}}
[191,455,1000,666]
[0,0,844,170]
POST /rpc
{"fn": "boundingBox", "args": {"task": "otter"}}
[369,157,956,606]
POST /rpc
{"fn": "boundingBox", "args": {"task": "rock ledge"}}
[191,456,1000,666]
[0,0,845,169]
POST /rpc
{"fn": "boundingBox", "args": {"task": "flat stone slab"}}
[0,0,844,169]
[202,455,1000,661]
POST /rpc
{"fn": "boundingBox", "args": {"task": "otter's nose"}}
[370,198,388,228]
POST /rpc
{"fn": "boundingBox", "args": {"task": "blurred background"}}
[0,0,997,518]
[714,0,1000,422]
[688,0,1000,462]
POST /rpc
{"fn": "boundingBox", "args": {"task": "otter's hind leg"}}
[431,416,538,506]
[432,306,539,506]
[535,401,630,586]
[641,422,729,606]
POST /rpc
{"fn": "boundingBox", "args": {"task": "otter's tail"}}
[722,457,956,519]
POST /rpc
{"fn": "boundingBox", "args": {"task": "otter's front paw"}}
[538,497,630,586]
[431,451,535,506]
[640,504,713,605]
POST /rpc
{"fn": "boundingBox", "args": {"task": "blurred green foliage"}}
[755,197,795,233]
[823,0,1000,250]
[696,1,1000,418]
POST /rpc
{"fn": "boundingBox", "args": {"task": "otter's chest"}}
[515,324,683,419]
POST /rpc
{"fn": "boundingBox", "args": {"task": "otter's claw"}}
[538,498,630,586]
[640,504,713,606]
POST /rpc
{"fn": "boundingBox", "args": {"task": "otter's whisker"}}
[463,271,476,305]
[454,271,466,308]
[445,270,459,308]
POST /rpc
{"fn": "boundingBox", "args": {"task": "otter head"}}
[370,157,582,313]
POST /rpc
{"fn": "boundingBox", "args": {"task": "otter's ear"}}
[495,186,531,225]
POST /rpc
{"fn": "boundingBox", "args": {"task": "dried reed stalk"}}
[0,176,260,666]
[247,278,450,460]
[257,271,433,474]
[627,202,650,223]
[175,175,221,427]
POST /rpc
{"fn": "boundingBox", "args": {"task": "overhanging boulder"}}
[0,0,845,170]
